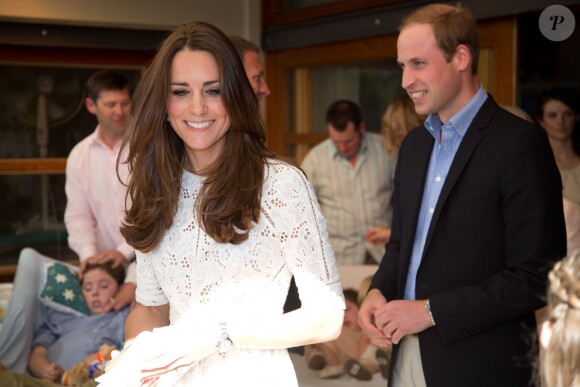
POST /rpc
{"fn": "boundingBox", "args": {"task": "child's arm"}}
[358,333,371,358]
[83,343,118,365]
[28,345,64,382]
[83,352,98,364]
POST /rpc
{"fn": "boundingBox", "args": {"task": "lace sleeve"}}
[135,251,168,307]
[264,162,345,310]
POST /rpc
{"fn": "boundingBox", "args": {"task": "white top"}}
[136,160,344,386]
[301,133,393,264]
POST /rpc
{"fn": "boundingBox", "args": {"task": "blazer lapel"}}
[422,97,497,255]
[399,128,435,274]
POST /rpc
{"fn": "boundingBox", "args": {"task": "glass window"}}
[0,174,70,262]
[0,65,139,159]
[287,59,402,164]
[0,64,140,264]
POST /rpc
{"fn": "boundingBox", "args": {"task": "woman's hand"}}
[137,322,215,377]
[98,323,213,386]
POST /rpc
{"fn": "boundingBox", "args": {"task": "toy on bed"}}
[61,343,120,386]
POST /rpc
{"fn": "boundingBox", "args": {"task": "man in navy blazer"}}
[358,4,567,387]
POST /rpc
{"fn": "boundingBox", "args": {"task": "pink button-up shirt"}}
[64,125,134,263]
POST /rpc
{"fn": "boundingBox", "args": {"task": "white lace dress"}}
[135,160,344,386]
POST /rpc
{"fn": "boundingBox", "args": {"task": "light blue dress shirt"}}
[404,86,488,300]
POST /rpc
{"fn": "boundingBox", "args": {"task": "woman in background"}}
[365,94,424,246]
[381,94,425,186]
[98,21,344,387]
[534,88,580,204]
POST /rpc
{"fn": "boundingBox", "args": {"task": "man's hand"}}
[365,227,391,244]
[79,249,128,279]
[102,282,137,313]
[358,289,392,347]
[373,299,433,344]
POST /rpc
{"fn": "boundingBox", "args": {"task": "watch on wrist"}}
[216,322,233,355]
[425,300,436,326]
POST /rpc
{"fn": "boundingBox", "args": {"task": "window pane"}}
[0,173,74,264]
[0,64,139,159]
[288,60,402,135]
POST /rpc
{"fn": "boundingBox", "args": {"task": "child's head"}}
[358,275,373,305]
[540,253,580,387]
[340,275,375,331]
[343,288,361,331]
[80,262,125,315]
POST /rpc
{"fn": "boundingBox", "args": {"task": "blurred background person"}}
[505,103,580,256]
[534,87,580,205]
[365,94,425,246]
[229,35,271,104]
[301,100,393,265]
[65,70,136,311]
[0,259,128,386]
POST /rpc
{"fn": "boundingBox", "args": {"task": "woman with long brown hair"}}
[98,21,344,386]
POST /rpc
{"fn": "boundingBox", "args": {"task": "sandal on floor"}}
[307,348,326,370]
[376,348,392,379]
[319,365,345,379]
[344,358,373,381]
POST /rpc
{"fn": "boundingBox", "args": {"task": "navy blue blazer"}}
[370,95,567,387]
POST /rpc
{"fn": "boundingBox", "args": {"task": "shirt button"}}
[428,208,434,214]
[435,176,441,182]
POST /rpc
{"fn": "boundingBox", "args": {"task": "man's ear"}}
[454,44,471,72]
[85,97,97,115]
[359,121,366,135]
[537,116,547,130]
[540,320,553,350]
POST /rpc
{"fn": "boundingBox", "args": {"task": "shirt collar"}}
[424,85,488,141]
[91,125,122,151]
[331,132,368,160]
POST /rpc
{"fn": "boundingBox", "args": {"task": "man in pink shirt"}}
[65,70,135,311]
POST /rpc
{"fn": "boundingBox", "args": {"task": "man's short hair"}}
[86,70,130,101]
[326,100,363,132]
[400,3,480,75]
[229,36,261,59]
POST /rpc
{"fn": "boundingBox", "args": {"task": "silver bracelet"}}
[425,300,436,326]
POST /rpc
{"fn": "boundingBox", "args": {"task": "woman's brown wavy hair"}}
[119,21,274,253]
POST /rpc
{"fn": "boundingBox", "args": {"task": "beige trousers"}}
[389,335,427,387]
